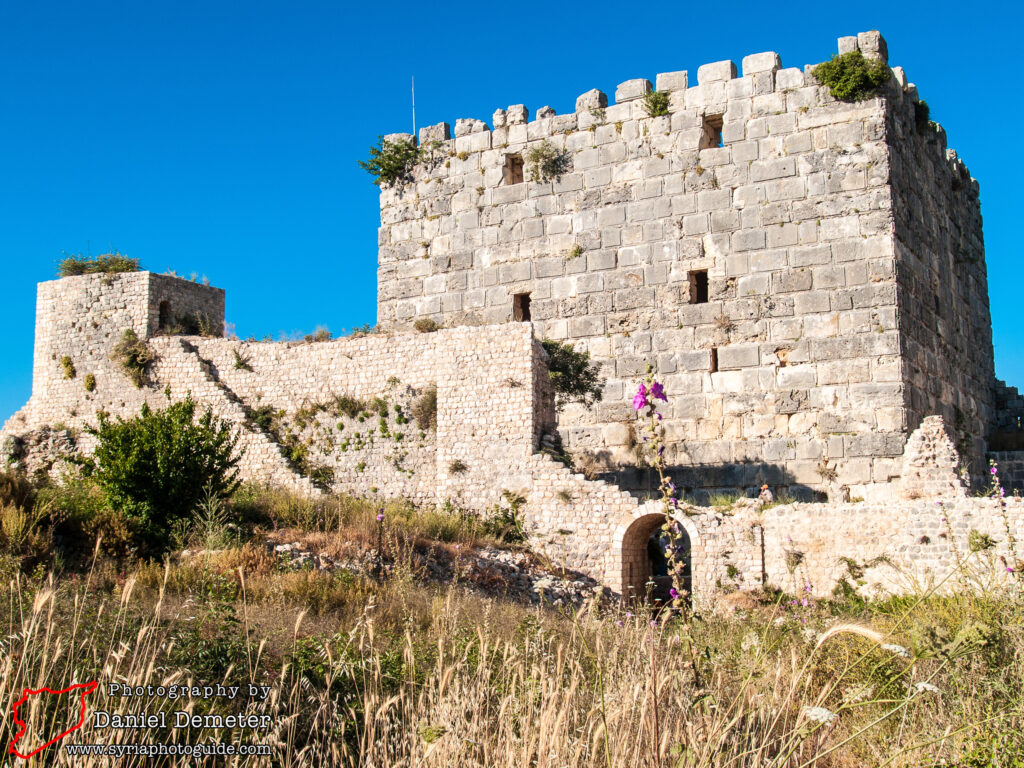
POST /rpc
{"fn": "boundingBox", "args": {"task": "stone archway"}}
[610,508,693,606]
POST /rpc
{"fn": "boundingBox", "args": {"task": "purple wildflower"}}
[632,383,648,411]
[376,511,385,522]
[669,588,679,600]
[650,381,667,402]
[991,466,998,475]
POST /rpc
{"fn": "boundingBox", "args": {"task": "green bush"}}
[358,135,423,187]
[60,355,76,379]
[58,252,140,278]
[540,339,604,410]
[110,329,155,387]
[642,90,670,117]
[812,50,891,102]
[83,373,96,392]
[413,317,439,333]
[525,140,572,182]
[76,395,243,553]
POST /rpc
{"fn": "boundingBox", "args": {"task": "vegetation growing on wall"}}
[642,90,670,117]
[412,386,438,431]
[59,355,76,379]
[110,329,155,388]
[525,141,572,182]
[359,135,431,188]
[811,50,891,102]
[58,252,140,278]
[540,339,604,410]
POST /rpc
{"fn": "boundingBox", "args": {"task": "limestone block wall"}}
[375,32,916,500]
[27,272,225,428]
[885,67,993,478]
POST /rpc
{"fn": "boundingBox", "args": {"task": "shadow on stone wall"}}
[598,461,827,504]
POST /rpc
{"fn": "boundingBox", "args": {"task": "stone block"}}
[697,60,737,84]
[741,52,781,76]
[536,105,556,119]
[615,78,652,103]
[418,122,450,143]
[575,88,608,112]
[717,344,760,370]
[857,31,888,64]
[506,105,529,124]
[655,70,688,92]
[837,36,859,55]
[384,132,414,145]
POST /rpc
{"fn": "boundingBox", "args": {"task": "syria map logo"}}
[8,681,98,759]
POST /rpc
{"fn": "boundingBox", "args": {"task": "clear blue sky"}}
[1,1,1021,424]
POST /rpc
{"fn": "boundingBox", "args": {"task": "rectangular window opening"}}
[710,347,719,374]
[701,114,724,149]
[503,154,524,185]
[689,270,709,304]
[513,292,532,322]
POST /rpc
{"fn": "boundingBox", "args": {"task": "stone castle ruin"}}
[3,31,1023,605]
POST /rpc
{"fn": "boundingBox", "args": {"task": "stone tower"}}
[374,31,995,501]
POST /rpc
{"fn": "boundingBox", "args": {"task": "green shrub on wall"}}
[811,50,890,102]
[75,395,242,554]
[642,90,670,117]
[359,135,424,187]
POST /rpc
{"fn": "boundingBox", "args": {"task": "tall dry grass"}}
[1,545,1021,766]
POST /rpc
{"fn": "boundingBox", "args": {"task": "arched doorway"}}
[618,512,692,606]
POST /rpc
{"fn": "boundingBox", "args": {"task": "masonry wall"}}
[28,272,225,427]
[885,70,993,479]
[376,33,917,500]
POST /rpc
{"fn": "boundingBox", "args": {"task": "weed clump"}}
[525,140,572,182]
[812,50,891,102]
[110,329,155,388]
[414,317,439,333]
[58,252,140,277]
[642,89,670,117]
[412,386,437,431]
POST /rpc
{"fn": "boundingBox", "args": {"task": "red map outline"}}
[9,681,98,759]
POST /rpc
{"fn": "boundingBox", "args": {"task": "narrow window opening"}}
[503,154,524,185]
[934,293,941,317]
[700,114,724,149]
[158,300,172,331]
[689,270,709,304]
[513,292,532,322]
[710,347,719,374]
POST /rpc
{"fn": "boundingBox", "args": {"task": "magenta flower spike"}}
[650,381,667,401]
[632,383,648,411]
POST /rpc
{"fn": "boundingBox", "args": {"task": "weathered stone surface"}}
[575,88,607,112]
[655,70,688,92]
[697,60,737,84]
[614,78,652,103]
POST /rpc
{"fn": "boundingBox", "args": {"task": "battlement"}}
[375,29,995,500]
[381,31,975,209]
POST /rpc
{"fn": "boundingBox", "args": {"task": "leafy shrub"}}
[540,339,604,410]
[525,140,572,182]
[414,317,439,333]
[60,355,76,379]
[76,395,242,553]
[811,50,891,102]
[358,135,423,187]
[83,373,96,392]
[411,386,437,431]
[448,460,468,474]
[110,329,155,387]
[58,252,140,277]
[642,90,670,117]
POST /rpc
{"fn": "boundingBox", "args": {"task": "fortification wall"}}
[376,32,912,500]
[27,272,225,427]
[885,69,993,480]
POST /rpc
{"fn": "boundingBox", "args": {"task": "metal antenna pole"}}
[412,76,416,139]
